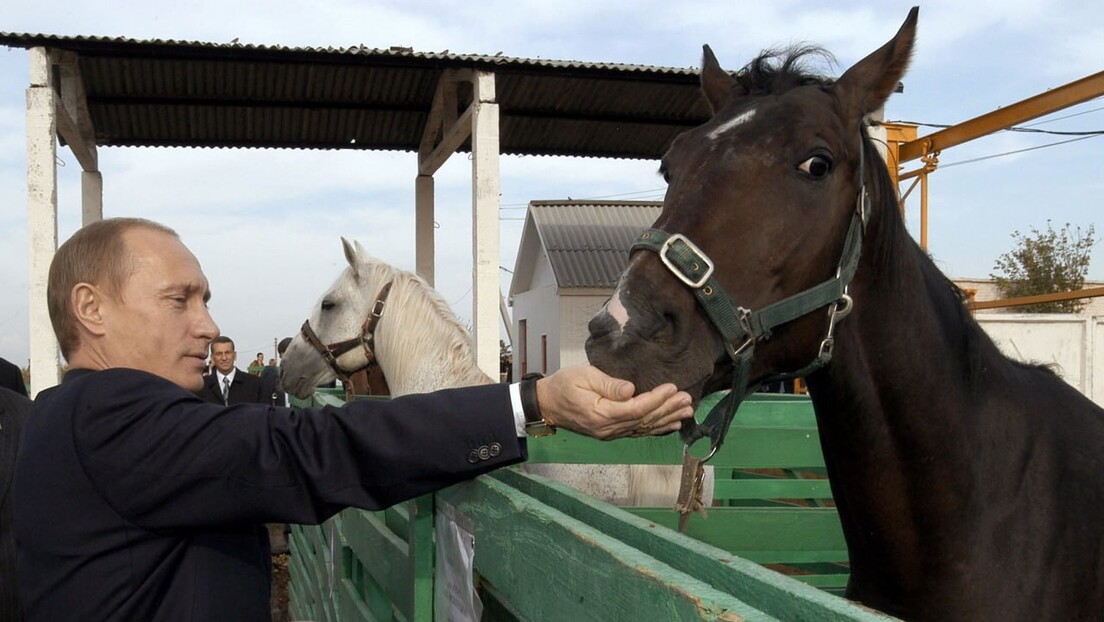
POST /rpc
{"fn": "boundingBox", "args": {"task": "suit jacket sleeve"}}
[66,369,524,528]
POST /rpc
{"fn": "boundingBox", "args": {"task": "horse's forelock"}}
[735,45,836,95]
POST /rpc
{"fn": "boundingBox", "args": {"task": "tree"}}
[990,221,1096,313]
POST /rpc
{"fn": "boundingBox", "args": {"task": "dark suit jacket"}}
[0,357,27,397]
[198,367,265,405]
[14,368,523,622]
[1,386,32,621]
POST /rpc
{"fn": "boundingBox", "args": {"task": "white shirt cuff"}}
[509,381,527,437]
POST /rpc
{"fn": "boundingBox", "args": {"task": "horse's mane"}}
[857,128,1057,387]
[355,256,492,391]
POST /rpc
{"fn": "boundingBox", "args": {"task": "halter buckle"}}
[659,233,715,289]
[370,298,386,319]
[726,336,754,361]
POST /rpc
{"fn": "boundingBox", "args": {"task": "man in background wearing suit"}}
[199,336,265,405]
[1,386,31,620]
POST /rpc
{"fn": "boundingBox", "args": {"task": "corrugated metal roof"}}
[530,200,662,288]
[0,32,712,158]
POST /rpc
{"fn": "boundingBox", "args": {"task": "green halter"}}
[630,145,871,459]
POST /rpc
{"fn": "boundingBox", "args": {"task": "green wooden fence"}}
[287,392,893,621]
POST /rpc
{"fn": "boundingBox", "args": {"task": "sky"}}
[1,0,1102,369]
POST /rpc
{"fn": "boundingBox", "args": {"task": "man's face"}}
[212,342,237,375]
[98,228,219,391]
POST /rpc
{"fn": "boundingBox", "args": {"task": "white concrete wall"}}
[559,294,608,369]
[511,285,557,377]
[975,313,1104,406]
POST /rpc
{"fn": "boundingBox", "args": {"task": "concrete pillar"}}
[470,71,501,379]
[26,47,60,395]
[415,174,435,286]
[82,170,103,225]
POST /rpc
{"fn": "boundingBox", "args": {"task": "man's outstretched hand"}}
[535,365,694,440]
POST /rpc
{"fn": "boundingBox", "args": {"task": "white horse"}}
[279,238,711,507]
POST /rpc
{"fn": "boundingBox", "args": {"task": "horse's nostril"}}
[587,310,618,339]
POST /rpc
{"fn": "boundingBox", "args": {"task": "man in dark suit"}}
[1,386,31,621]
[13,217,692,622]
[198,336,265,405]
[0,357,27,396]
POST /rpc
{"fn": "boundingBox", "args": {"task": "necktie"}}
[222,377,230,405]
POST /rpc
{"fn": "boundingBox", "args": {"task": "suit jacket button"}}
[478,446,490,461]
[467,449,479,464]
[489,442,501,457]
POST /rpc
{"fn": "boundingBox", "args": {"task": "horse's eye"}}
[321,300,335,311]
[799,155,833,178]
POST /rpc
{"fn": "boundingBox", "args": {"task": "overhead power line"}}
[940,133,1101,169]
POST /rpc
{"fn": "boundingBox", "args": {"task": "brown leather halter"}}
[299,281,393,400]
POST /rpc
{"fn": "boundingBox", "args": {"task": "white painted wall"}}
[511,285,556,377]
[559,294,607,369]
[975,313,1104,406]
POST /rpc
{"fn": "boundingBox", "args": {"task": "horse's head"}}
[586,8,917,403]
[280,237,395,399]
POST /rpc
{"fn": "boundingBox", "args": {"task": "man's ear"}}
[72,283,108,337]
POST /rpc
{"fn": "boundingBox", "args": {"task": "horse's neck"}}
[803,228,992,590]
[372,281,494,396]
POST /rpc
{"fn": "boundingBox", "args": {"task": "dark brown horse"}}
[585,8,1104,621]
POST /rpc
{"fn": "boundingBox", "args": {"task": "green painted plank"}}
[492,469,896,622]
[440,475,777,621]
[335,575,385,622]
[707,396,819,427]
[628,507,846,554]
[526,426,825,468]
[296,524,334,621]
[288,529,317,621]
[713,479,833,500]
[342,509,417,619]
[792,574,851,589]
[407,495,436,622]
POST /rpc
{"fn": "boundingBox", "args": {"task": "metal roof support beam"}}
[471,69,501,379]
[26,47,60,395]
[898,70,1104,163]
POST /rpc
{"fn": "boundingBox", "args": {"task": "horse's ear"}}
[701,45,736,113]
[833,6,917,120]
[341,237,360,279]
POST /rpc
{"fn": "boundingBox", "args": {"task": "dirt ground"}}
[269,523,291,622]
[271,553,290,622]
